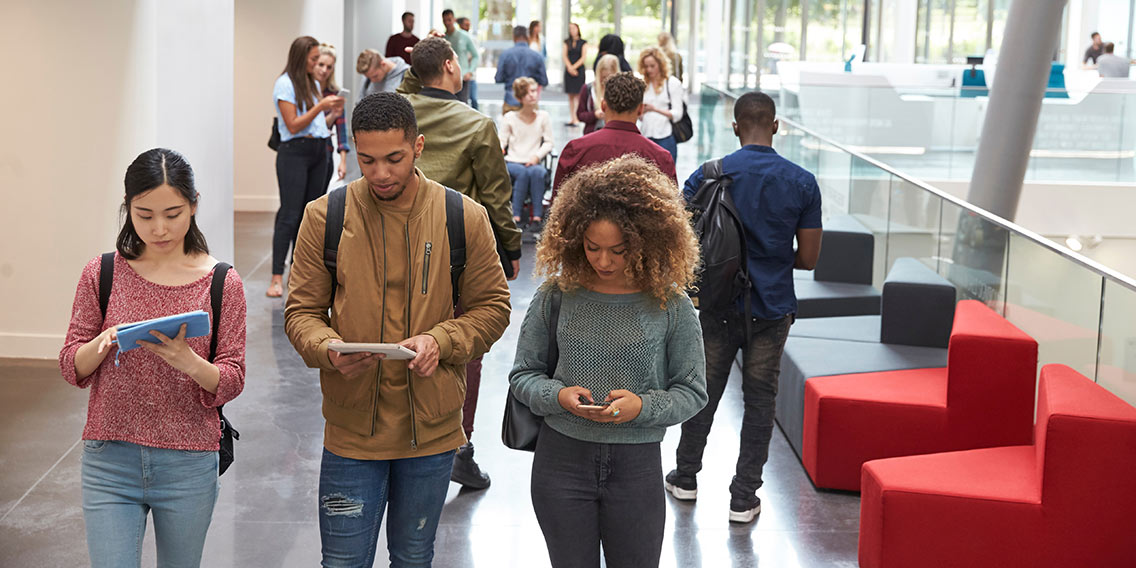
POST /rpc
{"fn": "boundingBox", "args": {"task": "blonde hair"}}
[512,76,539,102]
[356,48,383,74]
[637,46,670,89]
[318,44,340,93]
[657,32,678,62]
[594,54,620,104]
[536,155,700,308]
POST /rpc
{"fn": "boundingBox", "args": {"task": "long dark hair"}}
[284,36,320,112]
[117,148,209,260]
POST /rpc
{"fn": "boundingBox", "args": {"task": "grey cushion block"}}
[814,215,874,285]
[776,336,949,459]
[789,315,882,343]
[795,279,882,318]
[879,258,957,348]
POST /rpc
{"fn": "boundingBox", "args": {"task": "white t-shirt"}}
[639,76,685,140]
[500,110,554,164]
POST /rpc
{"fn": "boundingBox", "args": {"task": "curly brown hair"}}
[536,155,700,307]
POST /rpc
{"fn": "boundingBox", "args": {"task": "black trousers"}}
[273,137,330,275]
[531,424,665,568]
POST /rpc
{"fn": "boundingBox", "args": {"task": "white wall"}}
[233,0,344,212]
[0,0,235,359]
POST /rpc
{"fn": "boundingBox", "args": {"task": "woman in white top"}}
[500,77,554,228]
[637,46,684,163]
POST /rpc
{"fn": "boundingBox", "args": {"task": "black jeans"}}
[675,310,793,501]
[531,424,665,568]
[273,137,330,275]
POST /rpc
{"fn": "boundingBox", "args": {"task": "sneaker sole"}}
[664,482,698,501]
[728,504,761,523]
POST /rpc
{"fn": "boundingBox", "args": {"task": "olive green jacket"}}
[398,72,522,258]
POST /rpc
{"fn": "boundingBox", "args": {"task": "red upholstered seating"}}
[802,300,1037,491]
[859,364,1136,568]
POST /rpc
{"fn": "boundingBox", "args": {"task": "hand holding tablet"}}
[327,343,417,359]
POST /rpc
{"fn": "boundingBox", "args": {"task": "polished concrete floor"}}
[0,93,860,567]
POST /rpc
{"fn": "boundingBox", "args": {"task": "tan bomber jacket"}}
[284,171,511,449]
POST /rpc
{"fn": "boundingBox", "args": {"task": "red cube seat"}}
[859,364,1136,567]
[802,300,1037,491]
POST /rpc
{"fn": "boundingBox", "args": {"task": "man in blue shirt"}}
[665,91,823,524]
[495,26,548,113]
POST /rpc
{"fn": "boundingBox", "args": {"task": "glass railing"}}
[765,81,1136,184]
[703,83,1136,407]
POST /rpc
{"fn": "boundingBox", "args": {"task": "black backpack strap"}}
[444,187,466,308]
[98,252,115,320]
[208,262,231,362]
[324,186,348,301]
[702,158,723,182]
[208,261,236,444]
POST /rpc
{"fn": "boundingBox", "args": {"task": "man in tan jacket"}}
[284,92,510,565]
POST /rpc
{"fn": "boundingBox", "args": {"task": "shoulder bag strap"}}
[547,288,562,374]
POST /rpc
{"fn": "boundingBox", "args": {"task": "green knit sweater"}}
[510,284,708,444]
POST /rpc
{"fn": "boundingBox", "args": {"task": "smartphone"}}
[337,88,350,99]
[577,395,610,410]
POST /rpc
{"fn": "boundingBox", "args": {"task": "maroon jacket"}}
[577,83,601,134]
[552,120,677,202]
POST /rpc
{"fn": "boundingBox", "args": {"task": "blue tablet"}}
[115,310,211,353]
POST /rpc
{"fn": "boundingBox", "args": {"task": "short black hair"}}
[442,9,454,17]
[402,12,414,22]
[603,72,645,113]
[734,91,776,130]
[411,37,455,84]
[457,17,470,25]
[351,92,418,143]
[1105,42,1116,53]
[513,25,529,40]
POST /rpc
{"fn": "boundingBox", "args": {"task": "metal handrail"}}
[702,83,1136,293]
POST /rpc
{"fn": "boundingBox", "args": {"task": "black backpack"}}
[323,185,467,307]
[98,253,239,476]
[688,158,752,318]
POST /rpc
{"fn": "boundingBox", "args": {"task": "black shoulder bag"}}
[664,79,693,143]
[502,288,562,452]
[99,253,240,476]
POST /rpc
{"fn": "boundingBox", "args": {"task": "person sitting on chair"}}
[500,77,553,230]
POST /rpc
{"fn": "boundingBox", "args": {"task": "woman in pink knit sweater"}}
[59,148,246,567]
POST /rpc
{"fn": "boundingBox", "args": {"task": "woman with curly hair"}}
[509,155,708,568]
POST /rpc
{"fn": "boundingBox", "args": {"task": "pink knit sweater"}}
[59,253,247,451]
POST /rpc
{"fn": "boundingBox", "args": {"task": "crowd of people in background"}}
[60,8,831,567]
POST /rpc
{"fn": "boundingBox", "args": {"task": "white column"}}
[0,0,236,358]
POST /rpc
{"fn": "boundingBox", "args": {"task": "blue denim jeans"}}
[674,310,793,501]
[81,440,219,568]
[469,80,479,110]
[318,448,456,568]
[649,134,678,163]
[506,161,548,221]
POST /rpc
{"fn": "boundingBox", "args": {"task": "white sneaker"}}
[728,497,761,523]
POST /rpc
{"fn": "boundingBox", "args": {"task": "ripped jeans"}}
[318,448,456,568]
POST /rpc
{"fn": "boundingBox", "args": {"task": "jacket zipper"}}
[370,214,389,437]
[405,223,419,450]
[422,242,432,295]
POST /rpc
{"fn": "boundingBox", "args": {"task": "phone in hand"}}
[337,88,350,100]
[577,394,611,410]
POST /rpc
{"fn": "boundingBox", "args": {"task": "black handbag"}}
[502,288,562,451]
[268,117,281,151]
[665,81,693,143]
